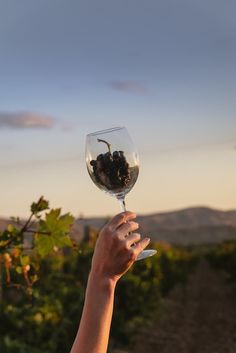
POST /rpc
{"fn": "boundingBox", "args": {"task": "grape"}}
[90,141,131,190]
[97,154,104,161]
[113,151,120,159]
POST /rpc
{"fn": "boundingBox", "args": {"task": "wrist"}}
[88,268,118,293]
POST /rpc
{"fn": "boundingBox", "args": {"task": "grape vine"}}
[0,196,75,294]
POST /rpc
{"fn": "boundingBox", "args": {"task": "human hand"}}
[90,211,150,284]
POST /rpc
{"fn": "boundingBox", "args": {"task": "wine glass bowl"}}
[86,127,139,204]
[85,126,157,261]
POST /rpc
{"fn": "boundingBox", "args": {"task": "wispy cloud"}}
[0,112,56,130]
[108,80,147,95]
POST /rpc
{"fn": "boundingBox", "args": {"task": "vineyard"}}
[0,199,236,353]
[206,241,236,281]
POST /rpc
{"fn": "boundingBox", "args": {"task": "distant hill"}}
[1,207,236,245]
[0,219,10,231]
[137,206,236,231]
[76,207,236,245]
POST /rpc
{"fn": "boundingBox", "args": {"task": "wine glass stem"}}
[118,197,126,212]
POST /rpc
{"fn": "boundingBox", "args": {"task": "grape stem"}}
[97,138,111,154]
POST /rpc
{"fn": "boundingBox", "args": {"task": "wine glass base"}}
[136,249,157,261]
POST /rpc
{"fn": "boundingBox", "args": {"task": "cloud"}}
[0,112,56,130]
[109,80,147,95]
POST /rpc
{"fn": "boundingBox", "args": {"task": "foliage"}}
[0,201,198,353]
[0,240,198,353]
[206,241,236,281]
[110,242,198,349]
[0,197,75,293]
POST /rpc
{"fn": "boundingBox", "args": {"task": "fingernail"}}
[145,237,150,243]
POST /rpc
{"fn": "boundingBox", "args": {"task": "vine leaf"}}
[35,209,74,258]
[31,197,49,214]
[0,197,75,291]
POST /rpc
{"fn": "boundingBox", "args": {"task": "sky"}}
[0,0,236,218]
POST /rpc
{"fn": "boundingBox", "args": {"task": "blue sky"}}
[0,0,236,218]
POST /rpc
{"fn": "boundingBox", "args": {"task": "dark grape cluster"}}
[90,150,131,190]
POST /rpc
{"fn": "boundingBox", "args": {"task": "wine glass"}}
[85,126,157,261]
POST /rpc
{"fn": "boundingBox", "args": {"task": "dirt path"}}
[131,260,236,353]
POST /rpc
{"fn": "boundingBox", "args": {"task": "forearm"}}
[70,211,149,353]
[70,271,116,353]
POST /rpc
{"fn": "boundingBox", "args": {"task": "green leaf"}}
[7,224,14,233]
[0,230,11,240]
[35,233,73,258]
[35,234,55,258]
[31,196,49,214]
[35,209,74,257]
[57,213,75,232]
[39,209,74,235]
[20,255,30,266]
[0,240,10,249]
[53,235,72,248]
[16,266,23,274]
[39,209,61,233]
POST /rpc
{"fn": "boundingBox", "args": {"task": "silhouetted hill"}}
[137,207,236,230]
[76,207,236,245]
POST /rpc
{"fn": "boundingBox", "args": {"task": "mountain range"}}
[1,207,236,245]
[74,207,236,245]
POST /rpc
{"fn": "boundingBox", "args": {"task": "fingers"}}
[124,237,150,263]
[118,221,139,237]
[133,237,150,257]
[107,211,136,230]
[125,232,141,247]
